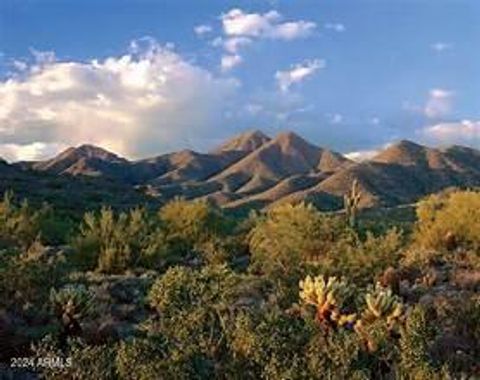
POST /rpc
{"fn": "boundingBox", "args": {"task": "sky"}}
[0,0,479,161]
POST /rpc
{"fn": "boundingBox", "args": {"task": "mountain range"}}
[3,130,480,211]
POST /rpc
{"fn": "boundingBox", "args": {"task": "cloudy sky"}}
[0,0,479,161]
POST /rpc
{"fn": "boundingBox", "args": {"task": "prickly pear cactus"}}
[299,275,356,328]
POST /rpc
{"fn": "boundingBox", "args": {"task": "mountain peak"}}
[274,130,304,141]
[272,130,315,147]
[212,129,271,154]
[70,144,126,162]
[372,139,428,165]
[32,143,128,176]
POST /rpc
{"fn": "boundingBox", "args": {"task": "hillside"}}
[4,132,480,211]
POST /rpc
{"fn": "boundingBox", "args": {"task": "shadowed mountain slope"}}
[29,144,131,180]
[208,131,350,195]
[5,134,480,211]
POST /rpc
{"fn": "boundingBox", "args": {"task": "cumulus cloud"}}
[275,59,325,92]
[221,54,243,71]
[221,9,316,40]
[0,142,67,162]
[421,119,480,146]
[0,39,239,161]
[223,36,252,54]
[194,24,213,36]
[424,88,454,118]
[216,9,316,70]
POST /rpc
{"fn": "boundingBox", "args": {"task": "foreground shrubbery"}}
[1,189,480,378]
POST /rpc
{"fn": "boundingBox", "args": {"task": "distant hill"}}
[25,144,132,182]
[4,131,480,211]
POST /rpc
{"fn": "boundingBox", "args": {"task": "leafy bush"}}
[159,198,231,257]
[249,202,346,275]
[324,228,404,285]
[0,191,68,248]
[73,207,165,272]
[414,189,480,250]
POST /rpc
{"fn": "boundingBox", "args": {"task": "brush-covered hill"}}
[29,144,131,179]
[281,140,480,209]
[5,132,480,211]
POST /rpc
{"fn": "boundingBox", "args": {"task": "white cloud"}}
[221,8,316,40]
[0,38,239,160]
[194,24,213,36]
[30,48,56,65]
[431,42,452,52]
[0,142,67,162]
[275,59,325,92]
[422,119,480,146]
[424,88,454,118]
[324,23,345,32]
[223,36,252,54]
[214,9,315,70]
[345,149,379,162]
[221,54,243,71]
[12,60,28,72]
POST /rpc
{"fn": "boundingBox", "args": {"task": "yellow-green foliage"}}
[414,189,480,250]
[249,202,344,274]
[361,283,403,325]
[74,207,164,272]
[326,228,404,284]
[0,191,43,248]
[397,306,436,378]
[159,198,225,244]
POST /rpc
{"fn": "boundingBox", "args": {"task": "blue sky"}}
[0,0,479,161]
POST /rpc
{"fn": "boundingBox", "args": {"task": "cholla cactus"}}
[50,284,94,336]
[362,283,403,326]
[354,284,404,352]
[299,275,356,328]
[344,179,362,228]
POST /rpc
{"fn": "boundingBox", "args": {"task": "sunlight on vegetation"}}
[1,189,480,378]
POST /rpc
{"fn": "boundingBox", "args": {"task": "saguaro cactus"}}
[344,179,362,228]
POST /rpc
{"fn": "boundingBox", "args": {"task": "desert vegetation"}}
[1,188,480,379]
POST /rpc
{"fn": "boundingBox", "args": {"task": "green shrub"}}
[73,207,165,272]
[0,191,71,248]
[249,202,346,275]
[396,306,437,378]
[325,228,404,285]
[414,189,480,250]
[159,198,231,256]
[33,336,116,380]
[147,265,268,377]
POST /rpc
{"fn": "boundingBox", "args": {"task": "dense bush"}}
[414,189,480,250]
[2,190,480,379]
[0,191,70,248]
[73,207,165,272]
[249,202,347,275]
